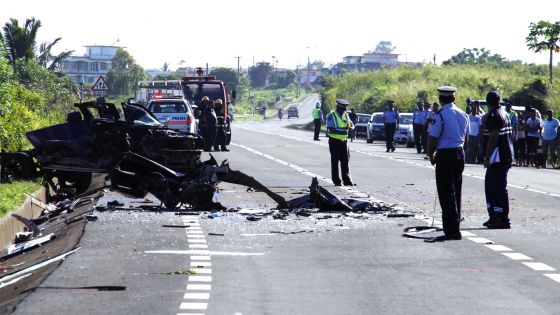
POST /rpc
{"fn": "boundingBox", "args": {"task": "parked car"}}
[147,97,197,134]
[287,106,299,118]
[394,113,415,147]
[366,112,384,143]
[354,113,371,137]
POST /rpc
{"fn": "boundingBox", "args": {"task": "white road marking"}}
[485,245,513,252]
[187,284,212,291]
[544,274,560,283]
[189,276,212,282]
[502,253,533,260]
[184,293,210,300]
[523,262,556,271]
[187,230,204,234]
[188,239,207,244]
[460,231,476,237]
[191,261,212,267]
[177,313,205,315]
[189,244,209,249]
[187,234,205,239]
[179,302,208,310]
[467,237,494,244]
[186,226,203,230]
[191,268,212,274]
[191,256,211,261]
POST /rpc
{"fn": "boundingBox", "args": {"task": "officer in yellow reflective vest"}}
[312,103,324,140]
[326,99,355,186]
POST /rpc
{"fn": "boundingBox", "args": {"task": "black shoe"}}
[386,149,390,152]
[221,148,230,152]
[486,219,510,229]
[482,218,492,227]
[343,182,354,186]
[334,183,342,186]
[391,147,396,152]
[424,233,462,242]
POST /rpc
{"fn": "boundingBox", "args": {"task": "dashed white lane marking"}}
[485,245,513,252]
[177,216,212,315]
[232,138,560,286]
[189,244,209,249]
[189,276,212,282]
[235,125,560,198]
[179,302,208,310]
[187,284,212,290]
[544,274,560,283]
[184,293,210,300]
[468,237,494,244]
[502,253,533,260]
[191,256,211,261]
[178,313,205,315]
[523,262,556,271]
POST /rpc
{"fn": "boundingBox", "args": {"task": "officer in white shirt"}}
[425,86,469,242]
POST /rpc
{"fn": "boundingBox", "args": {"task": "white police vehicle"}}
[147,96,197,134]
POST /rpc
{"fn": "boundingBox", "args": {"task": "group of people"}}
[465,100,559,168]
[196,96,229,152]
[412,102,441,156]
[321,86,516,243]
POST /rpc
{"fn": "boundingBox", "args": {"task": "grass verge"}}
[0,181,42,218]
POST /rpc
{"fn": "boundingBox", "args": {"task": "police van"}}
[147,96,197,134]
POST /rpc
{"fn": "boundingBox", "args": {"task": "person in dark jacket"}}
[213,99,229,152]
[202,100,217,151]
[482,91,514,229]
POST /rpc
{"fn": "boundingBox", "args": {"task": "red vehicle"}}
[182,68,236,144]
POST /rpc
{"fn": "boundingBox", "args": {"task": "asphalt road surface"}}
[15,96,560,315]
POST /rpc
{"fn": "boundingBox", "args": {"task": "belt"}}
[437,147,463,152]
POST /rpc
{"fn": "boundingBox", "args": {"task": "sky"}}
[2,0,560,71]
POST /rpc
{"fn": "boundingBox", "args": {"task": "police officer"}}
[425,86,469,242]
[482,91,513,229]
[383,101,400,152]
[203,100,218,151]
[413,102,424,153]
[312,103,324,141]
[213,98,229,152]
[326,99,354,186]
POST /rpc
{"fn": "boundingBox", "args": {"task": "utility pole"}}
[307,57,311,92]
[234,56,242,90]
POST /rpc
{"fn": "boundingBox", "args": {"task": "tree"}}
[373,41,396,54]
[526,20,560,83]
[1,17,72,72]
[442,48,509,66]
[106,48,146,97]
[248,62,273,88]
[209,67,238,88]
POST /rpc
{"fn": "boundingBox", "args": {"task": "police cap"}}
[437,86,457,97]
[336,99,350,107]
[215,98,223,105]
[202,96,210,101]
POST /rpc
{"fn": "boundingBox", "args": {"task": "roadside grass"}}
[0,181,42,218]
[233,115,264,122]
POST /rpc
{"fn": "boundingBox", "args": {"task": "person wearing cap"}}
[425,86,469,242]
[482,91,514,229]
[312,102,324,141]
[197,96,211,144]
[326,99,355,186]
[413,102,425,153]
[383,101,400,152]
[213,98,229,152]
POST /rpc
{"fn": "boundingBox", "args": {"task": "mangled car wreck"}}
[1,99,287,210]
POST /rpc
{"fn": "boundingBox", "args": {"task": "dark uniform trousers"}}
[413,124,423,153]
[314,119,322,140]
[328,137,351,185]
[485,164,510,220]
[435,148,464,236]
[384,123,396,151]
[203,126,217,151]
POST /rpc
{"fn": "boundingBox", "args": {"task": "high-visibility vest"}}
[327,110,349,140]
[312,108,321,119]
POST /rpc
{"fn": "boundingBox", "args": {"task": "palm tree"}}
[526,20,560,83]
[1,17,72,71]
[1,17,41,66]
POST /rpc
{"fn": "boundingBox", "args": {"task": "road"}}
[15,96,560,315]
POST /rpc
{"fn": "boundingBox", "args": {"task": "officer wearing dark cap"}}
[425,86,469,242]
[482,91,513,229]
[326,99,355,186]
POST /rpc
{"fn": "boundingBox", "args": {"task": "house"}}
[340,52,401,72]
[61,45,120,85]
